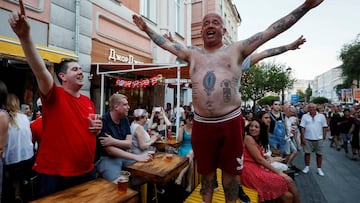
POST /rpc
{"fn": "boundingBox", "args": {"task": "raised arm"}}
[250,35,306,66]
[132,15,191,61]
[239,0,323,59]
[8,0,53,96]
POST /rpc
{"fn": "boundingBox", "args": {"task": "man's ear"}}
[222,27,227,34]
[58,72,65,81]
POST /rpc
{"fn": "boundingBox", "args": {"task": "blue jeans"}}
[38,169,96,198]
[95,156,135,182]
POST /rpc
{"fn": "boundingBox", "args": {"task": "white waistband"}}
[194,107,241,124]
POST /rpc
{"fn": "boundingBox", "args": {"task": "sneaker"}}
[238,186,251,203]
[317,168,325,176]
[302,166,309,174]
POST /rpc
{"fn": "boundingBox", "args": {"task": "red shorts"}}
[192,109,244,175]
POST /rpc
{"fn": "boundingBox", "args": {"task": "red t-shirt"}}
[33,84,96,176]
[30,117,42,143]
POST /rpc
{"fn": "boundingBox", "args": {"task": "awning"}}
[93,63,190,79]
[0,36,77,63]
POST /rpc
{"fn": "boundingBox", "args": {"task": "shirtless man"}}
[133,1,323,202]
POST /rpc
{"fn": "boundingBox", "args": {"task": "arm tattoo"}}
[146,31,166,45]
[173,42,183,51]
[203,71,216,96]
[273,7,308,33]
[265,46,288,57]
[244,33,263,46]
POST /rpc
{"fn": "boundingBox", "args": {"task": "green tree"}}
[311,97,329,104]
[258,95,280,106]
[240,65,267,109]
[240,62,294,107]
[305,83,312,103]
[339,34,360,88]
[296,89,305,103]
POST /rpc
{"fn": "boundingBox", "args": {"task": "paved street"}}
[293,132,360,203]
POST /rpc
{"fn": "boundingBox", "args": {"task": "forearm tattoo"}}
[273,7,308,33]
[173,42,183,51]
[146,31,166,45]
[223,178,239,201]
[265,46,288,57]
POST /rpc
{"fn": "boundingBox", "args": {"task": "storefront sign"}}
[108,48,143,64]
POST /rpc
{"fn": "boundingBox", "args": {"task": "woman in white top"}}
[0,80,9,202]
[130,109,159,155]
[5,94,34,202]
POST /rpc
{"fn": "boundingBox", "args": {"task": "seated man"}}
[95,93,152,182]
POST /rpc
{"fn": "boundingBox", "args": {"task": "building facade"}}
[311,66,343,103]
[0,0,241,113]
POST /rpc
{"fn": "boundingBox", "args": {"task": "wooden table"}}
[126,152,188,185]
[126,152,188,203]
[153,139,182,151]
[30,178,138,203]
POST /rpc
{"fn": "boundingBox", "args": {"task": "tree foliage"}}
[311,96,329,104]
[339,34,360,88]
[240,62,294,106]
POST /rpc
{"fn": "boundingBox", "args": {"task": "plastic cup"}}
[165,146,175,161]
[89,113,101,121]
[117,171,131,194]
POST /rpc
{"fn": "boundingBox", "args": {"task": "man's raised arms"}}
[238,0,323,61]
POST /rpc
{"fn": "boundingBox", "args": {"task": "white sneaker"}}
[302,166,309,174]
[317,168,325,176]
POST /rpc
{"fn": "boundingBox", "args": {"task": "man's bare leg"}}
[222,171,239,203]
[200,171,216,203]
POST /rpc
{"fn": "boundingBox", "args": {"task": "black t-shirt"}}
[95,112,131,160]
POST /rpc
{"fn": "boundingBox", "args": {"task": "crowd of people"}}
[0,0,327,203]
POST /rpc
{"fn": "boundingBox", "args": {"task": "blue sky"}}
[234,0,360,80]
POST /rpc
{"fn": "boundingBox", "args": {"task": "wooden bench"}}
[184,169,259,203]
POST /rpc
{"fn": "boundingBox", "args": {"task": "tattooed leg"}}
[200,172,216,203]
[222,172,240,203]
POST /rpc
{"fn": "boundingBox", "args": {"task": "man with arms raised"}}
[133,1,323,202]
[8,1,102,197]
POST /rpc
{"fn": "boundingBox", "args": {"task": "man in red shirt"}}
[9,2,102,197]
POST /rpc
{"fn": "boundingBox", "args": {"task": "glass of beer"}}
[165,146,175,161]
[148,146,157,160]
[117,171,131,194]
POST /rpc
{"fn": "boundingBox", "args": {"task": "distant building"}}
[311,66,343,103]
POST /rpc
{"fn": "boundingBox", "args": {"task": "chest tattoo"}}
[203,71,216,96]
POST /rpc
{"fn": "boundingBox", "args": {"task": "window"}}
[175,0,184,36]
[140,0,157,23]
